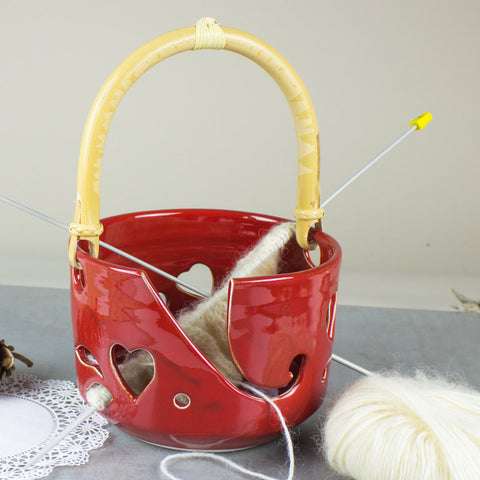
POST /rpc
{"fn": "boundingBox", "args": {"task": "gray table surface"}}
[1,285,479,479]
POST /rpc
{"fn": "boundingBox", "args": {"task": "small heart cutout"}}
[326,293,337,340]
[76,345,103,377]
[177,263,214,297]
[111,344,155,398]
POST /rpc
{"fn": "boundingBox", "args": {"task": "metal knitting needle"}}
[0,195,209,298]
[1,112,431,379]
[3,191,373,378]
[331,354,373,376]
[26,384,112,468]
[320,112,432,208]
[26,404,97,467]
[1,113,431,294]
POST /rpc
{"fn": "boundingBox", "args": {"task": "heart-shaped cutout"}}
[177,263,214,297]
[326,292,337,340]
[76,345,103,377]
[111,344,155,398]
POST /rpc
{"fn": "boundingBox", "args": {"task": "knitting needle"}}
[26,404,97,467]
[0,195,209,298]
[4,193,372,377]
[320,112,432,208]
[2,113,430,355]
[0,112,431,294]
[1,113,431,377]
[321,112,431,377]
[11,114,431,466]
[331,354,372,376]
[26,384,112,468]
[0,194,373,375]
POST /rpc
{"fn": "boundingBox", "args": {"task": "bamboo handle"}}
[70,19,322,267]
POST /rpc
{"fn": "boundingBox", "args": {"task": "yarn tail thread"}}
[160,383,295,480]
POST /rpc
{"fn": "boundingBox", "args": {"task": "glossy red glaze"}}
[70,209,341,450]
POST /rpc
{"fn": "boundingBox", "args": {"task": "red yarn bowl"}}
[70,209,341,450]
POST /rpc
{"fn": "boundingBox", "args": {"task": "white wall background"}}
[0,0,478,310]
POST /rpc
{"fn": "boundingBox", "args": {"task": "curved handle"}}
[69,18,323,267]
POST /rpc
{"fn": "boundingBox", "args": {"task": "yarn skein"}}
[177,222,295,382]
[323,372,480,480]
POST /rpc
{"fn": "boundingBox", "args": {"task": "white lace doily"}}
[0,374,109,480]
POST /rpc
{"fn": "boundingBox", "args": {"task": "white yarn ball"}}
[323,372,480,480]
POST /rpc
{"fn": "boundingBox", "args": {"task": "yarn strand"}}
[160,383,294,480]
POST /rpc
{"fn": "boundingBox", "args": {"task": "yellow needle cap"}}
[410,112,432,130]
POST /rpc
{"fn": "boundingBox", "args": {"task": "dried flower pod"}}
[0,339,33,380]
[452,289,480,314]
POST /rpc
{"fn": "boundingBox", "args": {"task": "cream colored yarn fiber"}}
[323,372,480,480]
[177,222,295,382]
